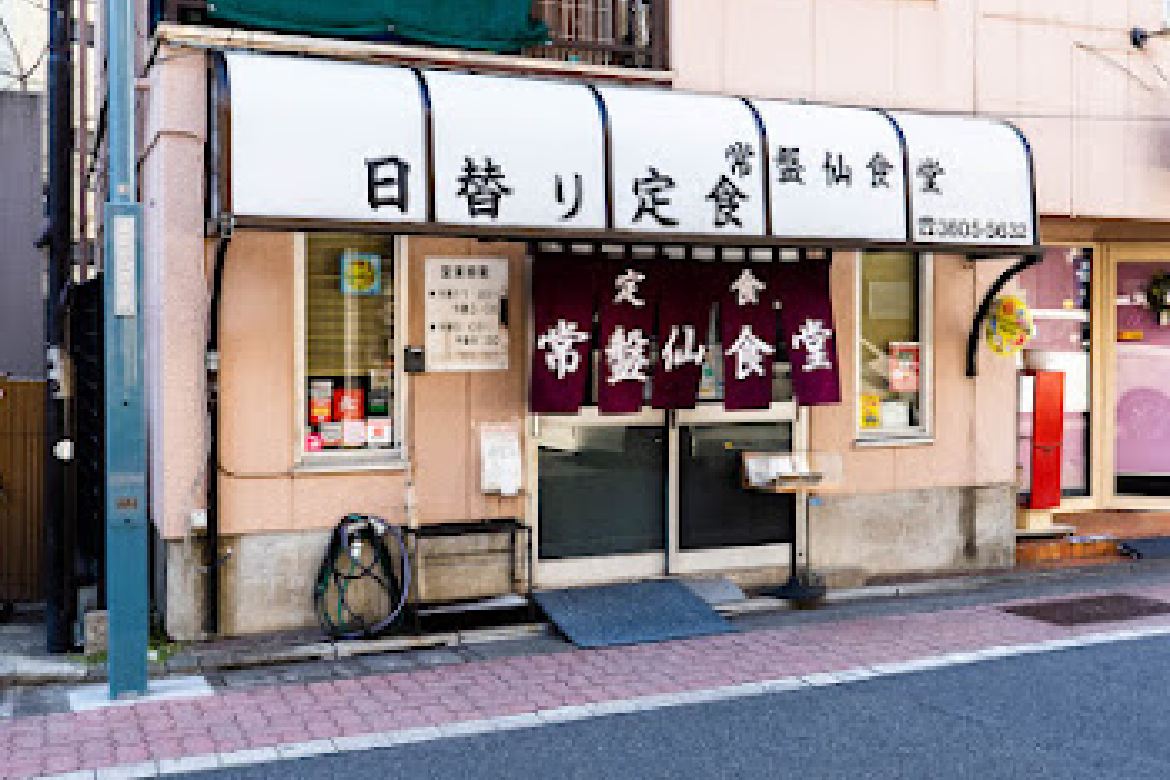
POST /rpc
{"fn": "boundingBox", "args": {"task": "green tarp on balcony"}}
[206,0,549,52]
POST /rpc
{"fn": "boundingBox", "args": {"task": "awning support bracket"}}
[966,252,1043,378]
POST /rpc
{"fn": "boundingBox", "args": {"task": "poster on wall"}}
[480,423,522,496]
[425,258,509,371]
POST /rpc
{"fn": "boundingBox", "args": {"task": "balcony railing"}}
[153,0,668,70]
[527,1,667,70]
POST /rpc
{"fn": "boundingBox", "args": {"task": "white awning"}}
[427,70,607,230]
[218,51,1037,252]
[753,101,908,242]
[597,85,766,236]
[892,111,1036,246]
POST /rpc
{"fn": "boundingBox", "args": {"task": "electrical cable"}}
[313,514,411,641]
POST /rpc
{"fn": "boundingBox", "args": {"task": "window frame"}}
[292,232,410,471]
[853,251,934,445]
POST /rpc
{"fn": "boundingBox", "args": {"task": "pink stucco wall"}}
[143,2,1163,541]
[809,253,1017,493]
[670,0,1170,222]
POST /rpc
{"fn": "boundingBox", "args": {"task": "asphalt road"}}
[193,633,1170,780]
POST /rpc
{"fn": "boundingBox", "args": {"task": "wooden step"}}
[1016,536,1123,566]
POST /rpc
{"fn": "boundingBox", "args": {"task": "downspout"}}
[43,0,74,653]
[204,229,231,637]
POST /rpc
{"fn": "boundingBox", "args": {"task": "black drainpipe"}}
[43,0,74,653]
[204,232,231,637]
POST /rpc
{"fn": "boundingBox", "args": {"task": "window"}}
[298,233,404,465]
[856,252,932,441]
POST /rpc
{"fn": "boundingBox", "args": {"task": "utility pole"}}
[103,0,148,698]
[44,0,74,655]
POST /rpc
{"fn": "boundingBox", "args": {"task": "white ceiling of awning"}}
[221,51,1037,250]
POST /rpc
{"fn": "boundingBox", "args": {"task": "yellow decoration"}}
[859,394,881,429]
[985,295,1034,356]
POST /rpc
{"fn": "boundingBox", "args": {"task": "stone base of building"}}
[159,483,1016,639]
[810,484,1016,585]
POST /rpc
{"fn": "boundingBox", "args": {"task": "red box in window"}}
[333,389,365,421]
[888,342,920,393]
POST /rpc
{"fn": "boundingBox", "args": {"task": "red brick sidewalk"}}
[6,583,1170,779]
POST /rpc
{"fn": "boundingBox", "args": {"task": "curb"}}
[31,621,1170,779]
[1,624,549,688]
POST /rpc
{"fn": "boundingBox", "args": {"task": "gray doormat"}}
[1002,593,1170,626]
[534,580,734,648]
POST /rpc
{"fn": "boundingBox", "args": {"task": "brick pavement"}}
[6,582,1170,779]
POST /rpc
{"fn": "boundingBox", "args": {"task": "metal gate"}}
[0,378,45,602]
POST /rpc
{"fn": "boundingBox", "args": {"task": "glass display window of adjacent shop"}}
[856,251,933,441]
[1014,246,1092,498]
[298,233,403,463]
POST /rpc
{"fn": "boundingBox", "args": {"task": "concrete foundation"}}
[811,484,1016,586]
[162,484,1014,638]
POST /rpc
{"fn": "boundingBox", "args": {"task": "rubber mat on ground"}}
[534,579,734,648]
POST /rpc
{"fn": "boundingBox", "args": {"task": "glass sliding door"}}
[535,410,669,585]
[677,421,794,550]
[537,417,666,559]
[1114,260,1170,496]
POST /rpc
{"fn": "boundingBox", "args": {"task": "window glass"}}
[1015,246,1092,498]
[857,252,929,438]
[303,233,399,457]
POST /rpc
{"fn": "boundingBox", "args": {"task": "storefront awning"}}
[215,51,1037,254]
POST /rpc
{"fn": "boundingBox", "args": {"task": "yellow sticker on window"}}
[1119,330,1145,342]
[860,394,881,429]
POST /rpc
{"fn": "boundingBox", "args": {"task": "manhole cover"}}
[1002,593,1170,626]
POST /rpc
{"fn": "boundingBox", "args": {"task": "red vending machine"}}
[1026,370,1065,510]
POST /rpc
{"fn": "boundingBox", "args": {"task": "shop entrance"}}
[532,405,801,587]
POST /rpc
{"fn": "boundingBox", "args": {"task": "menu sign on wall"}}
[425,257,509,371]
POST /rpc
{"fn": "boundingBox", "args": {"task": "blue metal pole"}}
[103,0,148,698]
